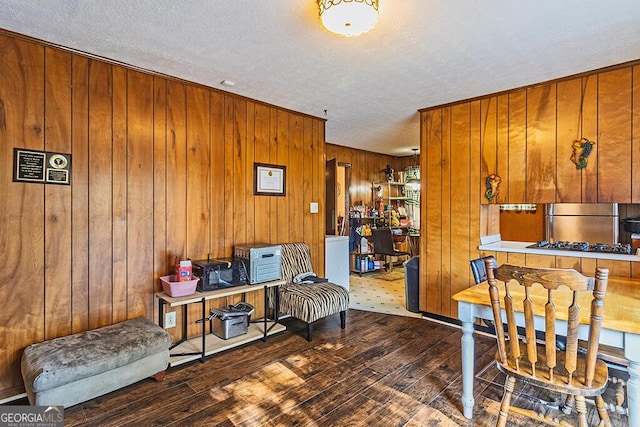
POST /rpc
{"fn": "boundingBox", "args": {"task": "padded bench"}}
[275,242,349,341]
[21,317,172,408]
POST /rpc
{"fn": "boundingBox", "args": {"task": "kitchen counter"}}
[479,234,640,262]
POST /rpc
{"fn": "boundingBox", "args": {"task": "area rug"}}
[349,269,422,318]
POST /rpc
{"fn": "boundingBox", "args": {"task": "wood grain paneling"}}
[556,78,583,202]
[480,97,497,205]
[508,91,527,202]
[127,70,155,319]
[419,59,640,320]
[526,84,557,202]
[88,59,114,329]
[112,66,128,324]
[598,68,632,202]
[0,31,327,399]
[324,143,411,208]
[581,75,599,203]
[71,55,90,334]
[496,95,509,204]
[0,35,45,399]
[440,107,452,316]
[44,47,73,339]
[449,103,472,319]
[633,66,640,203]
[425,109,443,313]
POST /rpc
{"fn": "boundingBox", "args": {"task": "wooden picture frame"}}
[254,162,286,196]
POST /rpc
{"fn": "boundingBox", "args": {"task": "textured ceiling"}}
[1,0,640,156]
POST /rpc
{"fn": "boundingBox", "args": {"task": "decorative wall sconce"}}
[485,174,502,201]
[570,138,595,170]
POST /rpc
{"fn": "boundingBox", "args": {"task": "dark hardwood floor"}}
[7,309,629,426]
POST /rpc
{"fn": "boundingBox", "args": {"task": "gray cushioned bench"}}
[21,317,172,408]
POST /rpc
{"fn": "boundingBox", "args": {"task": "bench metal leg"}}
[307,323,313,342]
[340,311,346,329]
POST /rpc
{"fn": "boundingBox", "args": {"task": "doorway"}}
[326,159,351,236]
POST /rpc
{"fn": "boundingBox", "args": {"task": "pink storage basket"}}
[160,275,198,297]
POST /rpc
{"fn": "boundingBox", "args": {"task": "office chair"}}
[371,228,410,272]
[469,255,496,284]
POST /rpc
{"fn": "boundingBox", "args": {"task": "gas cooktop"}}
[527,240,637,255]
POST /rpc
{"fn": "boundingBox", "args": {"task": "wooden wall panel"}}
[0,35,45,398]
[449,103,472,319]
[153,77,168,293]
[0,31,328,398]
[633,66,640,203]
[556,78,583,202]
[598,68,632,202]
[112,67,128,324]
[480,97,497,205]
[581,75,599,203]
[508,90,527,202]
[88,59,114,329]
[185,85,211,258]
[44,47,73,339]
[289,115,304,243]
[526,84,557,202]
[419,59,640,321]
[209,92,226,257]
[324,143,408,209]
[469,101,483,270]
[276,110,291,244]
[425,109,443,313]
[496,95,509,204]
[253,103,271,243]
[127,71,155,319]
[71,55,90,334]
[440,107,452,316]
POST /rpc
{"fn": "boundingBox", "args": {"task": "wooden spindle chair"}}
[484,258,611,427]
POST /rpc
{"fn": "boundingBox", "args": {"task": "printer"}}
[234,243,282,284]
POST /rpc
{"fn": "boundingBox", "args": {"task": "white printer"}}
[234,243,282,284]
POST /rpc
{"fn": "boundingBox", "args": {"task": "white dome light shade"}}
[318,0,379,37]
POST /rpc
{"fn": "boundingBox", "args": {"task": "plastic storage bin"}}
[160,275,199,297]
[403,256,420,313]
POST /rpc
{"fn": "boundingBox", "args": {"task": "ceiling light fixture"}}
[318,0,379,37]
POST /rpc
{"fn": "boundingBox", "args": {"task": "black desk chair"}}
[371,228,410,272]
[469,255,496,284]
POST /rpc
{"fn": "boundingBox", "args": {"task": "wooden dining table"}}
[453,275,640,426]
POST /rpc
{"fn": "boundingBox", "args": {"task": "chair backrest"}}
[484,257,609,387]
[469,255,495,284]
[371,228,396,256]
[279,243,314,285]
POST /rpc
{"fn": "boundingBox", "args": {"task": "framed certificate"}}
[254,162,286,196]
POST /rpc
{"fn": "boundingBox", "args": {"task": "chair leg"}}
[594,395,611,426]
[561,394,575,415]
[497,375,515,427]
[306,322,313,342]
[340,311,346,329]
[574,396,589,427]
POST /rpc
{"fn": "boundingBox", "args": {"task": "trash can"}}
[404,256,420,313]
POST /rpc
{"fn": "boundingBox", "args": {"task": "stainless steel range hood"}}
[546,203,619,245]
